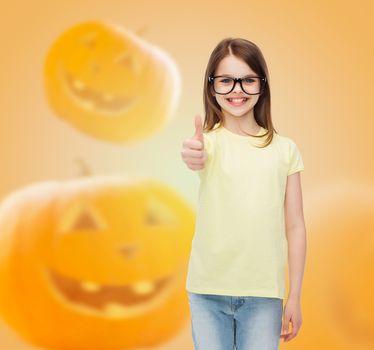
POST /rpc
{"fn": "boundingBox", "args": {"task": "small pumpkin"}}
[0,175,194,349]
[44,20,181,144]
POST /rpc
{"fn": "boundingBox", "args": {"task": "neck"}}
[221,112,260,135]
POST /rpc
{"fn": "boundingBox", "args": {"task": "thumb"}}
[193,115,204,147]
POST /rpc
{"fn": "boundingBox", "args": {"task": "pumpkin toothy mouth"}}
[44,266,179,318]
[59,63,139,114]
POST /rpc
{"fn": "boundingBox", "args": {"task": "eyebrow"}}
[217,74,258,78]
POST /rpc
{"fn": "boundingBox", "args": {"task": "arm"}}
[285,171,306,300]
[281,171,306,341]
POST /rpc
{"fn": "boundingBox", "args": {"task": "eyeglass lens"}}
[213,77,263,95]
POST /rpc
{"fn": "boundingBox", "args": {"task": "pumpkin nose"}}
[118,244,139,258]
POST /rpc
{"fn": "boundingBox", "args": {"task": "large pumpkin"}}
[0,175,194,350]
[280,182,374,349]
[44,21,181,143]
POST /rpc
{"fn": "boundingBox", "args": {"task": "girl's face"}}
[212,54,262,120]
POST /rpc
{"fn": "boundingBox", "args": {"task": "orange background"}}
[0,0,373,349]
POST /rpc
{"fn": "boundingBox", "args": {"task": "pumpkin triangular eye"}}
[145,196,177,226]
[58,201,106,233]
[72,210,100,230]
[146,210,160,226]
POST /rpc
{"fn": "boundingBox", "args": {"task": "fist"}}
[181,115,207,171]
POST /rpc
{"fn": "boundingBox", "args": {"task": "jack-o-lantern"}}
[44,21,181,144]
[281,183,374,350]
[0,175,194,350]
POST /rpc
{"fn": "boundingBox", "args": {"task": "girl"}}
[181,38,306,350]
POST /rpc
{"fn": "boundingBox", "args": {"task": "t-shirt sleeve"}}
[196,132,213,180]
[287,140,304,176]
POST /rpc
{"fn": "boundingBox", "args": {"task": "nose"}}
[118,243,139,258]
[232,79,244,93]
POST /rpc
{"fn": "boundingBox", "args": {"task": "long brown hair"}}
[203,38,277,147]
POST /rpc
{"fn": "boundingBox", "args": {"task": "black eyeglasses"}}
[208,75,267,95]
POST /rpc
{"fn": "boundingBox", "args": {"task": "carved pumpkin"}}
[281,183,374,349]
[0,175,194,349]
[44,21,181,144]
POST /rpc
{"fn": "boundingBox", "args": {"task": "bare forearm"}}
[286,227,307,301]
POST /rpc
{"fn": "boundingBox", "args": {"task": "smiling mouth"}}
[43,266,180,318]
[226,97,249,106]
[59,62,139,115]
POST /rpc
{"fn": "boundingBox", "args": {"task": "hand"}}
[280,297,303,342]
[181,114,207,171]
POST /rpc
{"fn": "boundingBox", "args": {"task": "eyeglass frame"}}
[208,75,267,95]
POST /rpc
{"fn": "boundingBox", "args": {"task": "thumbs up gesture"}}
[181,115,207,171]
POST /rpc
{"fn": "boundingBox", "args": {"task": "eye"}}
[220,78,233,84]
[70,209,101,231]
[58,201,106,234]
[243,78,255,84]
[145,196,178,227]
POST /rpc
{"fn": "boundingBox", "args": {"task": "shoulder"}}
[272,132,304,168]
[272,132,300,151]
[203,123,221,135]
[202,124,221,144]
[274,132,304,174]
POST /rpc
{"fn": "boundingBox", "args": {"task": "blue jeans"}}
[187,291,283,350]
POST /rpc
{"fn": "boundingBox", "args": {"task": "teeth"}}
[81,281,101,292]
[80,280,154,294]
[132,280,155,294]
[81,100,95,110]
[228,98,247,102]
[72,79,85,91]
[103,302,127,316]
